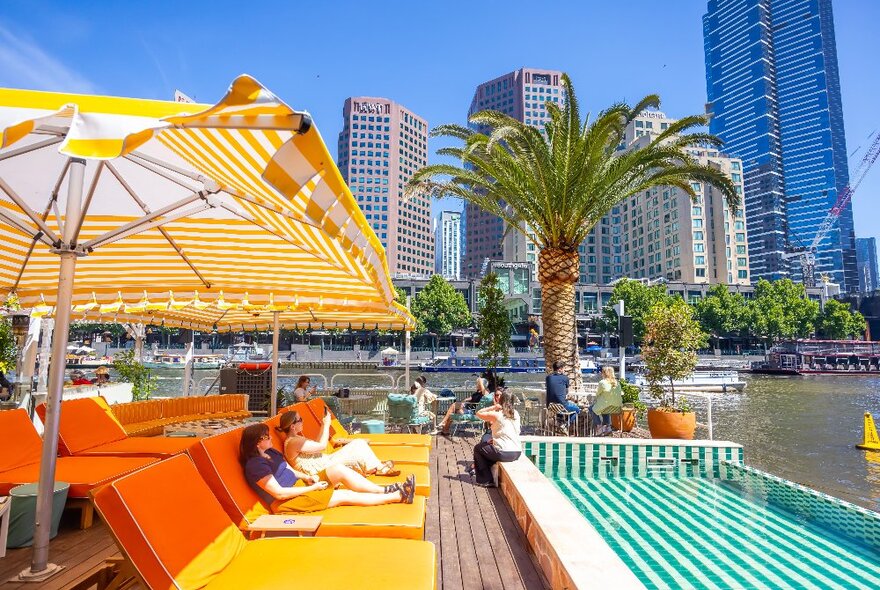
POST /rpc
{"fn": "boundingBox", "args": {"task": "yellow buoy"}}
[856,412,880,451]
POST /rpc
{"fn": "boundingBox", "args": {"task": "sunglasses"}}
[259,435,270,441]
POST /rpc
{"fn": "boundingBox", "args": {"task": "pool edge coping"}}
[498,455,646,590]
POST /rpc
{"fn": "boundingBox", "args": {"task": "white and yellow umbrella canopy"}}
[0,75,412,330]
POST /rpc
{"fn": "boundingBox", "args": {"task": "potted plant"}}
[113,349,157,401]
[641,298,707,439]
[611,379,645,432]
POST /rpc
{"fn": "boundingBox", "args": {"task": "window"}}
[738,270,748,279]
[694,243,705,252]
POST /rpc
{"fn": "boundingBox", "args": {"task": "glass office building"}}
[704,0,857,291]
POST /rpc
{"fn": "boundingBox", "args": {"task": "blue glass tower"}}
[703,0,857,291]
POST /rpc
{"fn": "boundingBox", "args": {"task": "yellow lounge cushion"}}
[357,445,430,466]
[311,495,426,540]
[204,536,436,590]
[347,432,432,447]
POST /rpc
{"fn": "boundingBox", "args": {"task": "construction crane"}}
[783,130,880,287]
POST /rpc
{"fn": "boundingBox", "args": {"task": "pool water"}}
[553,473,880,589]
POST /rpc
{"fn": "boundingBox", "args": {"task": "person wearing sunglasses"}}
[277,410,401,478]
[239,423,414,514]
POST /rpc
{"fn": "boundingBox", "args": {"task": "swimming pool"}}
[525,439,880,590]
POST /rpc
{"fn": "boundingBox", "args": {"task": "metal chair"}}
[319,395,355,431]
[386,393,431,434]
[545,403,579,436]
[449,395,493,436]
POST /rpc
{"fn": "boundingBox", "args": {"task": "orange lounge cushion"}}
[74,436,203,458]
[356,445,430,466]
[0,455,157,497]
[312,496,426,540]
[203,536,435,590]
[0,409,43,471]
[37,397,128,455]
[347,432,432,447]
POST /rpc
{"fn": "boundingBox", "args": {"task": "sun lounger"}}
[0,408,156,528]
[188,426,428,539]
[36,397,202,458]
[301,398,432,449]
[93,453,436,590]
[271,405,430,466]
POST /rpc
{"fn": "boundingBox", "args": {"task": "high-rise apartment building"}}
[703,0,857,291]
[337,97,433,277]
[434,211,462,280]
[578,111,750,286]
[855,237,878,293]
[462,68,566,278]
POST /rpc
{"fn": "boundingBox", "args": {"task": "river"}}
[150,368,880,512]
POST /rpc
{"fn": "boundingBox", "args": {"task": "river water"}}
[152,368,880,512]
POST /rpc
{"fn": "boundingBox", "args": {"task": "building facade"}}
[855,237,879,293]
[337,97,433,277]
[462,68,566,278]
[584,111,751,285]
[434,210,462,280]
[703,0,857,291]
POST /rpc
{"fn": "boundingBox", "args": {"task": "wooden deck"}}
[1,434,546,590]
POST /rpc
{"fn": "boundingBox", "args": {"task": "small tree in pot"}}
[642,298,707,439]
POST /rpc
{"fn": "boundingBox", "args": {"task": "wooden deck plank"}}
[436,433,466,590]
[448,436,505,590]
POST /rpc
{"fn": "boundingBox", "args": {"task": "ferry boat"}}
[142,352,227,370]
[228,342,268,362]
[419,356,598,374]
[750,339,880,375]
[632,370,746,392]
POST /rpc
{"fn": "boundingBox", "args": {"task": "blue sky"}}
[1,0,878,244]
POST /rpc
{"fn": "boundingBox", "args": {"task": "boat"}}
[418,356,598,374]
[65,355,113,370]
[632,370,746,392]
[228,342,268,362]
[142,352,227,370]
[750,339,880,375]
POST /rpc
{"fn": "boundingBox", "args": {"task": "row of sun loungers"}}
[1,397,437,589]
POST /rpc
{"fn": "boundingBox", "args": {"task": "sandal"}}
[383,483,402,494]
[399,475,416,504]
[375,460,400,477]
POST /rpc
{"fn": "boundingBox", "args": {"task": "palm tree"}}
[406,74,739,386]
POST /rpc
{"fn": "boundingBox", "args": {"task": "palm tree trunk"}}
[538,248,581,388]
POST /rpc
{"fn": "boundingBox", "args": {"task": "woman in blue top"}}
[240,424,414,514]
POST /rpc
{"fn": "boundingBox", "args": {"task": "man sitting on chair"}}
[545,361,580,425]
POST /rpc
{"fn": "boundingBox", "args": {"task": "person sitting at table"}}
[545,360,580,424]
[414,375,437,420]
[592,366,623,436]
[69,370,94,386]
[292,375,317,402]
[278,409,401,477]
[94,366,111,385]
[240,423,414,514]
[433,377,492,436]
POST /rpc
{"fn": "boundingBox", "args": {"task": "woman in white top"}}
[472,389,521,487]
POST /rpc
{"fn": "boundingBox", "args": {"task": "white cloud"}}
[0,24,97,93]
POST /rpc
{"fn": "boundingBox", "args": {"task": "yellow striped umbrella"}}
[0,76,412,579]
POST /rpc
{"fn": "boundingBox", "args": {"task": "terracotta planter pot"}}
[647,408,696,439]
[611,407,636,432]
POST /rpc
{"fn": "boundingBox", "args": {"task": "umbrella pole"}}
[404,296,411,391]
[25,159,84,580]
[271,311,279,415]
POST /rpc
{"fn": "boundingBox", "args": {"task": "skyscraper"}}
[462,68,565,278]
[703,0,857,291]
[337,97,433,277]
[434,211,462,280]
[855,237,878,293]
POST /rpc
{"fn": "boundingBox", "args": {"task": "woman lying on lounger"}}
[277,410,401,478]
[240,423,414,514]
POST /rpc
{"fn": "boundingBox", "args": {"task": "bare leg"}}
[328,489,402,507]
[324,463,386,494]
[438,402,461,432]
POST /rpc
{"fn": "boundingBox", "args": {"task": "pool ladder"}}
[646,457,700,471]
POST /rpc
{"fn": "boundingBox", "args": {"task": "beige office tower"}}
[337,97,433,277]
[579,110,750,285]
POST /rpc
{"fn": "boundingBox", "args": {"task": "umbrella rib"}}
[0,175,61,245]
[0,137,63,162]
[105,161,212,288]
[122,153,202,193]
[80,191,207,251]
[70,161,104,244]
[11,163,70,290]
